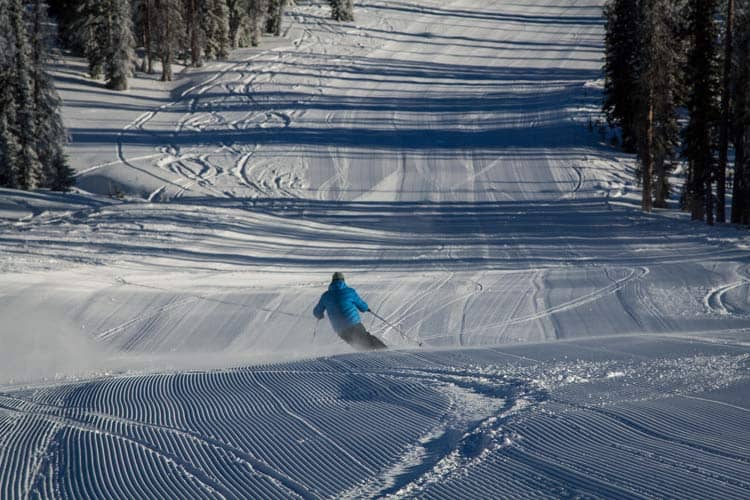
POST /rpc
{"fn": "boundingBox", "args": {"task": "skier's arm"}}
[313,297,326,319]
[353,292,369,313]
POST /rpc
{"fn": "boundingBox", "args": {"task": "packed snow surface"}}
[1,0,749,497]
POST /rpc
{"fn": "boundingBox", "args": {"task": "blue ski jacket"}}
[313,280,369,333]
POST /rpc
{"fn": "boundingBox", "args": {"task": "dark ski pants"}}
[339,323,387,350]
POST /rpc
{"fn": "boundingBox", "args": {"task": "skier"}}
[313,272,387,350]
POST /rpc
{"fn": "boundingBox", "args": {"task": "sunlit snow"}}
[1,0,749,497]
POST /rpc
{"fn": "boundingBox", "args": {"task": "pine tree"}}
[247,0,268,47]
[0,109,20,189]
[154,0,184,81]
[105,0,135,90]
[603,0,640,152]
[227,0,249,48]
[48,0,80,52]
[10,0,42,190]
[133,0,157,73]
[330,0,354,22]
[29,0,73,190]
[0,0,19,189]
[29,0,54,187]
[0,0,73,192]
[50,154,74,191]
[731,0,750,224]
[75,0,107,79]
[184,0,204,66]
[634,5,654,211]
[633,0,682,210]
[203,0,230,60]
[265,0,277,34]
[684,0,721,223]
[214,0,230,58]
[716,0,736,222]
[265,0,287,36]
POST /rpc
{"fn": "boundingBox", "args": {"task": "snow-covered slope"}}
[1,0,749,497]
[1,337,749,498]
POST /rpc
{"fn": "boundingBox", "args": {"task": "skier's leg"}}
[352,324,387,350]
[338,327,355,345]
[365,332,387,349]
[340,324,387,350]
[345,324,369,350]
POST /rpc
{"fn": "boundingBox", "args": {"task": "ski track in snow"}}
[0,340,749,498]
[704,264,750,317]
[2,0,750,497]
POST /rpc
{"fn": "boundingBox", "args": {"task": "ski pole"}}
[368,310,422,347]
[313,319,320,339]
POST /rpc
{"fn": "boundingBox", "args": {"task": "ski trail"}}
[704,265,750,316]
[421,266,649,342]
[253,377,377,476]
[0,397,229,498]
[679,394,750,413]
[0,393,317,499]
[106,36,311,200]
[94,296,200,342]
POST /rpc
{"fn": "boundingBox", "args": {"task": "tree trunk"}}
[265,0,277,34]
[717,0,734,223]
[276,0,287,36]
[227,0,242,47]
[188,0,202,67]
[654,160,669,208]
[161,49,172,81]
[265,0,286,35]
[144,1,154,73]
[733,129,749,224]
[690,159,705,220]
[706,149,715,224]
[642,99,655,212]
[249,0,266,47]
[158,1,173,81]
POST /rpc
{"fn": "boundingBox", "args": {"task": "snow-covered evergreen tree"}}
[184,0,204,67]
[227,0,250,47]
[731,0,750,224]
[105,0,135,90]
[716,0,736,222]
[684,0,721,222]
[29,0,73,190]
[133,0,157,73]
[75,0,107,79]
[633,0,682,210]
[29,0,54,186]
[343,0,355,20]
[49,0,80,53]
[247,0,269,47]
[154,0,184,81]
[203,0,230,60]
[0,109,20,189]
[330,0,354,22]
[10,0,42,190]
[215,0,231,58]
[0,0,19,189]
[265,0,287,36]
[0,0,73,191]
[603,0,640,152]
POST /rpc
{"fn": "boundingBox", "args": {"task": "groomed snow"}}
[1,0,749,497]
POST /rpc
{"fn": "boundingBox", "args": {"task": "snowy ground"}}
[1,0,749,497]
